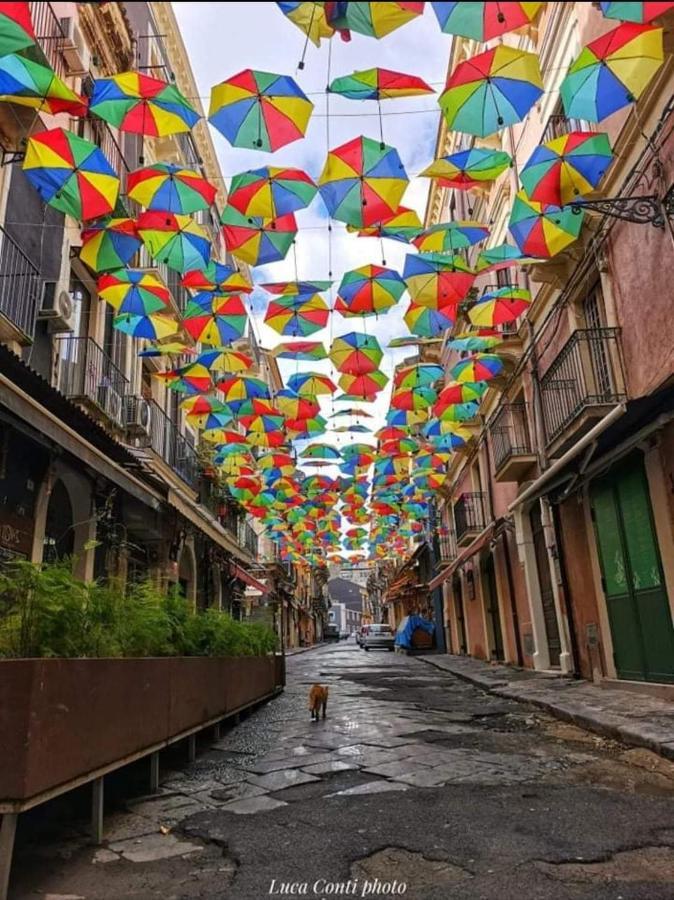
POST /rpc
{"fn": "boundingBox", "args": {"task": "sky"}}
[173,2,454,548]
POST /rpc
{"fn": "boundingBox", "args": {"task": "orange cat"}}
[309,683,329,721]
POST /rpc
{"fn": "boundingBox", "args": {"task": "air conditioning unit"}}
[125,396,152,439]
[98,384,124,427]
[59,16,91,76]
[38,281,76,332]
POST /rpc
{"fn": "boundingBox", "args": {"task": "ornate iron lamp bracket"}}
[569,195,666,228]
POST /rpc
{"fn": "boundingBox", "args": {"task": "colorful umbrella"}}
[23,128,119,221]
[90,72,199,137]
[157,362,215,395]
[338,371,388,397]
[194,411,236,433]
[419,148,511,190]
[196,347,253,374]
[475,243,537,272]
[520,132,613,206]
[209,69,313,151]
[221,205,297,266]
[258,452,296,472]
[318,136,408,228]
[218,376,271,405]
[330,2,424,38]
[262,280,332,295]
[469,286,531,326]
[386,408,428,429]
[403,253,475,308]
[329,333,383,375]
[434,382,487,413]
[264,292,329,336]
[182,293,248,346]
[114,311,178,340]
[287,371,337,396]
[0,53,87,116]
[560,23,663,122]
[235,398,282,427]
[137,211,210,273]
[276,1,341,47]
[431,2,544,40]
[451,353,504,383]
[300,443,342,459]
[128,163,216,214]
[347,206,422,243]
[440,46,544,137]
[246,415,287,448]
[394,363,444,389]
[181,394,232,419]
[329,67,433,101]
[273,340,327,360]
[599,2,674,22]
[334,264,406,317]
[228,166,317,218]
[391,386,437,411]
[508,190,584,258]
[404,301,454,337]
[0,4,35,56]
[330,407,374,417]
[446,330,503,352]
[285,414,328,438]
[436,401,480,422]
[413,220,490,254]
[80,217,140,272]
[181,261,253,294]
[275,388,320,419]
[138,341,196,358]
[98,269,170,314]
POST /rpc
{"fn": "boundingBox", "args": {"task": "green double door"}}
[590,455,674,683]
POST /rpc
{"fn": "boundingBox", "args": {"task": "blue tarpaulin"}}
[395,615,435,649]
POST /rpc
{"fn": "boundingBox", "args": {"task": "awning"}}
[231,562,269,595]
[428,523,495,591]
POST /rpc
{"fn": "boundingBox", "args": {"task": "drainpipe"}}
[526,318,548,472]
[500,526,524,667]
[550,502,581,679]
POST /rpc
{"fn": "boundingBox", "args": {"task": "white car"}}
[361,623,395,651]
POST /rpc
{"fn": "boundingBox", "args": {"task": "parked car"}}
[361,623,395,651]
[324,623,340,641]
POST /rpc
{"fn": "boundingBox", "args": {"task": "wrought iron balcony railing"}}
[490,401,537,479]
[146,398,199,488]
[30,2,67,78]
[540,328,626,449]
[0,225,43,342]
[437,527,457,564]
[454,492,487,545]
[57,337,129,425]
[238,521,259,560]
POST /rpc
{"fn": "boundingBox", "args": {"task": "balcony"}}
[453,493,487,546]
[30,2,67,79]
[490,402,537,482]
[238,521,259,560]
[540,328,626,457]
[437,527,457,564]
[57,337,129,427]
[145,398,199,488]
[0,226,43,344]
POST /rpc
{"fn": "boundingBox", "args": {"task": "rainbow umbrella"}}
[0,53,87,116]
[138,341,196,358]
[90,72,199,136]
[451,353,504,383]
[435,382,487,412]
[436,401,480,422]
[334,264,406,317]
[391,386,437,411]
[428,429,470,451]
[599,2,674,22]
[228,166,317,218]
[440,46,544,137]
[413,220,490,254]
[330,407,374,417]
[347,206,422,244]
[98,269,170,314]
[287,371,337,396]
[262,280,332,294]
[338,371,388,398]
[234,398,281,426]
[334,424,372,433]
[300,443,342,459]
[375,425,411,442]
[181,261,253,294]
[446,330,503,352]
[156,363,215,395]
[137,211,210,273]
[520,132,613,206]
[285,414,328,438]
[419,148,511,190]
[80,217,140,272]
[318,136,408,228]
[210,429,253,450]
[276,388,320,419]
[23,128,119,221]
[469,286,531,326]
[508,190,584,259]
[0,4,35,56]
[209,69,313,151]
[423,418,471,439]
[246,415,287,448]
[329,333,383,375]
[273,340,327,360]
[276,1,341,46]
[128,163,216,214]
[560,23,663,122]
[381,437,419,454]
[330,67,432,100]
[475,243,537,272]
[182,293,248,345]
[394,363,444,389]
[221,205,296,266]
[330,2,424,38]
[181,394,232,419]
[114,311,178,340]
[404,301,454,337]
[195,411,236,433]
[431,2,544,40]
[403,253,475,308]
[258,452,296,473]
[196,347,253,374]
[218,375,271,406]
[264,292,329,336]
[387,336,444,348]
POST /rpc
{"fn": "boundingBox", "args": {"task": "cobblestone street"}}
[11,643,674,899]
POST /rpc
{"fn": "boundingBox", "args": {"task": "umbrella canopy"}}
[347,205,422,243]
[285,415,328,438]
[218,376,271,405]
[431,2,543,40]
[209,69,313,151]
[228,166,317,218]
[264,292,329,336]
[419,148,511,190]
[273,340,327,360]
[0,3,35,56]
[221,205,297,266]
[404,301,455,337]
[23,128,119,221]
[329,333,383,375]
[329,67,433,100]
[262,280,333,294]
[276,388,320,419]
[181,394,232,418]
[318,136,408,228]
[276,1,340,46]
[447,330,503,352]
[181,261,253,294]
[441,45,544,137]
[0,53,87,116]
[599,2,674,22]
[436,401,480,422]
[394,363,444,389]
[403,253,475,308]
[508,190,584,258]
[196,347,253,374]
[182,293,248,346]
[138,341,196,358]
[157,362,216,395]
[128,163,216,214]
[475,242,537,272]
[287,371,337,396]
[469,286,531,326]
[334,264,406,317]
[520,132,613,206]
[434,381,487,412]
[413,220,490,254]
[246,415,287,448]
[90,72,199,136]
[386,408,429,429]
[451,353,504,383]
[114,311,178,341]
[330,2,424,37]
[300,443,342,459]
[338,370,389,398]
[80,217,140,272]
[137,211,210,273]
[98,269,170,315]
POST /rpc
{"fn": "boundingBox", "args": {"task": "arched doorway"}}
[178,543,196,603]
[43,479,74,562]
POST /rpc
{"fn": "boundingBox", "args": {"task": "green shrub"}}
[0,559,278,659]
